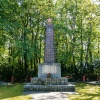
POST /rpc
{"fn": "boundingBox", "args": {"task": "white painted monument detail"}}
[42,65,57,74]
[38,63,61,78]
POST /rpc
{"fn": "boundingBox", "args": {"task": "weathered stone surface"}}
[38,63,61,78]
[24,84,75,92]
[44,24,55,63]
[31,77,68,85]
[24,77,75,92]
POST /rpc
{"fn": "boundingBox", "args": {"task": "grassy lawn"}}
[0,83,32,100]
[68,83,100,100]
[0,83,100,100]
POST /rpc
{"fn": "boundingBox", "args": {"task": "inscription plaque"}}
[38,63,61,78]
[42,65,57,74]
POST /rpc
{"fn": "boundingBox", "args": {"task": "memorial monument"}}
[38,18,61,78]
[24,18,75,92]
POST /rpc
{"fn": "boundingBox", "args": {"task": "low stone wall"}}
[31,77,68,85]
[24,84,75,92]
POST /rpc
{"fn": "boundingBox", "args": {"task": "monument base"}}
[24,77,75,92]
[38,63,61,78]
[24,84,75,92]
[24,63,75,92]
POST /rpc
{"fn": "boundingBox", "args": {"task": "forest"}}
[0,0,100,82]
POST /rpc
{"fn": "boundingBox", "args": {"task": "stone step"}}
[31,77,68,85]
[24,84,75,92]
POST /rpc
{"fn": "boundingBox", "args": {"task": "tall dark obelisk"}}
[38,18,61,78]
[44,18,55,63]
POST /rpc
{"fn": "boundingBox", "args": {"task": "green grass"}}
[68,83,100,100]
[0,83,32,100]
[0,83,100,100]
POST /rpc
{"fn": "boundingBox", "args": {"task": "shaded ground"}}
[86,81,100,85]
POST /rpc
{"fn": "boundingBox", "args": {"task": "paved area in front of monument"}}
[23,91,77,100]
[31,92,69,100]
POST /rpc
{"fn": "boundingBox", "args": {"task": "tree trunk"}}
[23,30,28,76]
[89,23,92,63]
[80,14,83,67]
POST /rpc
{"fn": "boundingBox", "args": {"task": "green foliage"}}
[0,0,100,81]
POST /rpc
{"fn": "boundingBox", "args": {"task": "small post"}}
[30,76,32,82]
[83,75,86,82]
[11,76,14,83]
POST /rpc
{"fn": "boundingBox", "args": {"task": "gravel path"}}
[31,92,69,100]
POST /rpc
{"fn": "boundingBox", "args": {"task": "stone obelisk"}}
[38,18,61,78]
[44,18,55,63]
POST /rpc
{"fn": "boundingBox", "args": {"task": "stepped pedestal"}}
[24,77,75,92]
[24,63,75,92]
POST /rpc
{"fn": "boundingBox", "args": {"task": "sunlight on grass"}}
[68,83,100,100]
[3,95,32,100]
[0,83,30,100]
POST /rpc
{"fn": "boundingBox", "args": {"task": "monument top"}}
[47,18,52,24]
